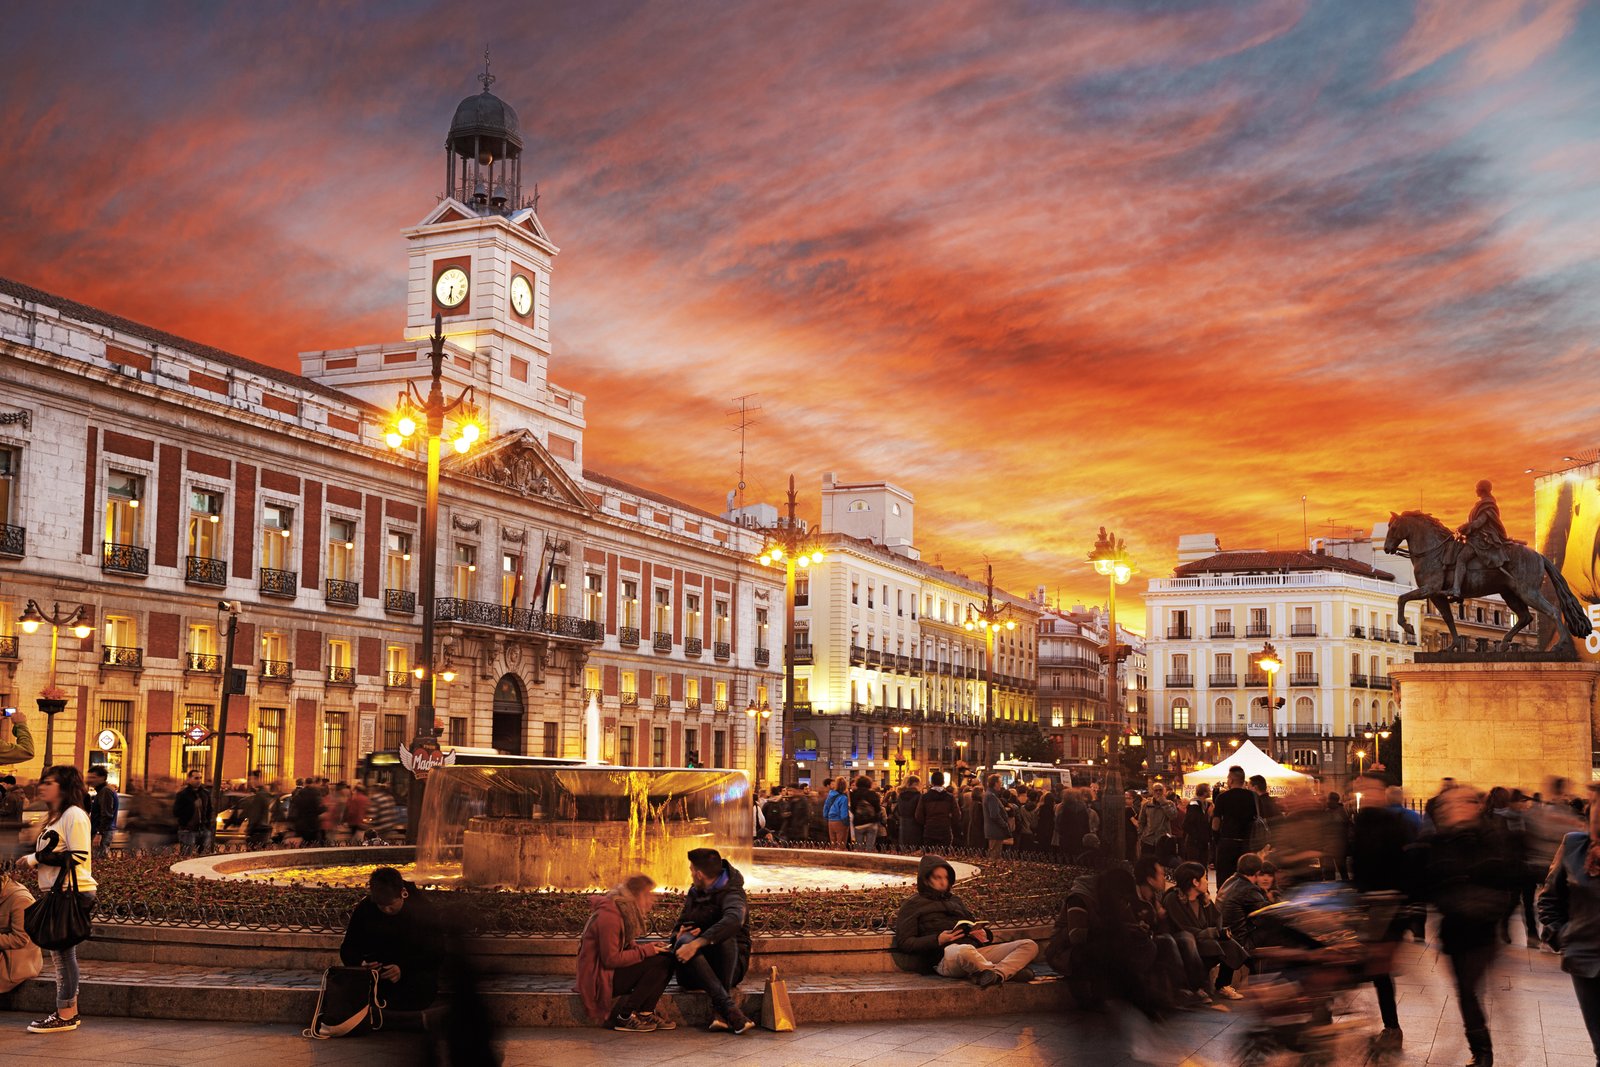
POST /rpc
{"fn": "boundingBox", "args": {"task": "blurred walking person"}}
[1539,784,1600,1066]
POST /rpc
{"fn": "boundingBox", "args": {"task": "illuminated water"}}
[246,858,915,894]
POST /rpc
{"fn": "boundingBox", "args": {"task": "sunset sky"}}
[4,1,1599,616]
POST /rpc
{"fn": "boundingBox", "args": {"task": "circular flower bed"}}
[19,844,1077,936]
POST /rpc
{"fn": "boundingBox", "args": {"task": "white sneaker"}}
[1217,985,1245,1000]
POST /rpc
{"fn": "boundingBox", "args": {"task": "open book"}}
[951,919,993,941]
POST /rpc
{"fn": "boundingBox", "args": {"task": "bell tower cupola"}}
[445,54,527,215]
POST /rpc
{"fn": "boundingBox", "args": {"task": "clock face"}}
[434,267,470,308]
[510,274,534,316]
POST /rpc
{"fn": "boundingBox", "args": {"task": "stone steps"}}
[0,959,1069,1027]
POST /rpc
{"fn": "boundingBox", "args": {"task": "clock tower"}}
[302,67,586,477]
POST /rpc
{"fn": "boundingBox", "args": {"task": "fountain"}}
[414,764,754,891]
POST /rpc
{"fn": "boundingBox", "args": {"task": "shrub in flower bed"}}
[33,845,1076,936]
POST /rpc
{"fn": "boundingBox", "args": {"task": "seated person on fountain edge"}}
[339,866,441,1012]
[891,855,1039,987]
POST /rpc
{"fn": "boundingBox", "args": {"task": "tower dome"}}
[444,58,525,215]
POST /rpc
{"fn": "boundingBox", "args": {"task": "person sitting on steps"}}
[576,873,676,1033]
[671,848,755,1034]
[891,854,1039,988]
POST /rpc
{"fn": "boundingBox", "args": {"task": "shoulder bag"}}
[23,857,93,952]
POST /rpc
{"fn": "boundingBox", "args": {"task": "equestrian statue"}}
[1384,480,1592,652]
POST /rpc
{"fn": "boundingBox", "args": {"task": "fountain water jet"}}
[414,764,752,891]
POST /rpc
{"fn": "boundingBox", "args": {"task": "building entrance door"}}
[492,673,526,754]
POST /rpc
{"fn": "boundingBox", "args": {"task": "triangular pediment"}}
[419,198,477,227]
[446,428,592,511]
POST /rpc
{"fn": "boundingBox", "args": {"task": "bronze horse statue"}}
[1384,510,1592,650]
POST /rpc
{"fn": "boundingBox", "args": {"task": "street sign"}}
[184,725,212,745]
[96,729,118,752]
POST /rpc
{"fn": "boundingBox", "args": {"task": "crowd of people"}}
[11,734,1600,1063]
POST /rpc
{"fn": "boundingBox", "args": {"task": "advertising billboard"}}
[1533,461,1600,659]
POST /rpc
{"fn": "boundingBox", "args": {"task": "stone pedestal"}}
[1391,660,1600,801]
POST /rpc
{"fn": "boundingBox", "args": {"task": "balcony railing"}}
[326,579,360,606]
[1290,672,1320,686]
[182,554,228,588]
[102,541,149,576]
[653,695,671,711]
[186,652,221,673]
[0,635,15,659]
[787,700,813,715]
[1210,625,1235,639]
[431,598,603,642]
[1209,673,1237,687]
[653,632,672,653]
[1246,625,1270,638]
[260,568,298,598]
[1350,673,1369,688]
[1350,626,1365,638]
[102,645,143,669]
[1291,624,1318,637]
[583,687,601,705]
[0,523,23,557]
[260,659,293,681]
[1166,627,1192,639]
[755,647,771,667]
[326,665,355,685]
[385,670,412,689]
[1165,674,1194,687]
[713,700,729,713]
[713,641,731,660]
[619,626,641,648]
[686,697,702,712]
[621,692,640,707]
[385,588,415,614]
[685,637,703,657]
[1371,675,1391,690]
[1244,673,1267,687]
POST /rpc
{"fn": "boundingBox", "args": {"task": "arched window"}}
[849,500,870,512]
[1294,696,1315,730]
[1215,696,1235,727]
[791,728,820,757]
[1171,698,1190,731]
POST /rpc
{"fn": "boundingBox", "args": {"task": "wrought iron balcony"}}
[325,579,360,607]
[184,555,227,587]
[0,523,23,557]
[755,647,770,667]
[385,588,415,614]
[686,697,702,712]
[849,644,866,665]
[653,632,672,653]
[260,568,298,598]
[1244,673,1268,687]
[260,659,293,681]
[1166,626,1192,639]
[1210,625,1235,639]
[431,598,603,642]
[1350,673,1369,688]
[1291,624,1318,637]
[1371,674,1391,690]
[1209,673,1237,687]
[102,645,143,669]
[1165,674,1194,687]
[619,626,641,648]
[0,635,15,659]
[1290,672,1320,686]
[621,692,640,707]
[326,665,355,685]
[1349,626,1365,638]
[685,637,703,657]
[583,687,602,705]
[1246,625,1270,638]
[713,699,729,713]
[102,541,149,576]
[385,670,412,689]
[186,652,221,673]
[713,641,731,660]
[653,694,671,711]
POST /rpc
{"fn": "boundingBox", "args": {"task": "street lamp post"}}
[1087,527,1134,860]
[755,475,825,790]
[962,563,1016,772]
[1256,642,1282,762]
[211,600,243,806]
[17,599,94,769]
[383,314,482,842]
[891,724,910,783]
[1355,748,1368,776]
[744,698,772,789]
[1363,722,1392,768]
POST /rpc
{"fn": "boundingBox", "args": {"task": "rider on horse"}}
[1446,480,1514,599]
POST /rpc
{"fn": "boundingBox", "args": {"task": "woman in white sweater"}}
[19,764,95,1034]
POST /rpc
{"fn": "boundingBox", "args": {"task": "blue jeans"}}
[53,891,95,1011]
[177,829,214,853]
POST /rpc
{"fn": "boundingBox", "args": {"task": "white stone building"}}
[1144,535,1416,788]
[0,78,782,786]
[769,474,1039,786]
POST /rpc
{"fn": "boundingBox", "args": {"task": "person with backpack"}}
[915,771,961,848]
[896,777,924,849]
[851,777,883,851]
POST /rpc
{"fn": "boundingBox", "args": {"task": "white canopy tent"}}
[1189,740,1314,795]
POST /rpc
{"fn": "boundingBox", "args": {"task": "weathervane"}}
[479,47,495,92]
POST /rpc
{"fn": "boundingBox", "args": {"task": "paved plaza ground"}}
[0,936,1592,1066]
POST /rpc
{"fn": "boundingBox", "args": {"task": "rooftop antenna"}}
[1301,495,1308,549]
[726,393,762,512]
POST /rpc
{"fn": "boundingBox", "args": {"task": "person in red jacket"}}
[575,874,674,1033]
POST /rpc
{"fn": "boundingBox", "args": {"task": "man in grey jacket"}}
[1137,782,1179,859]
